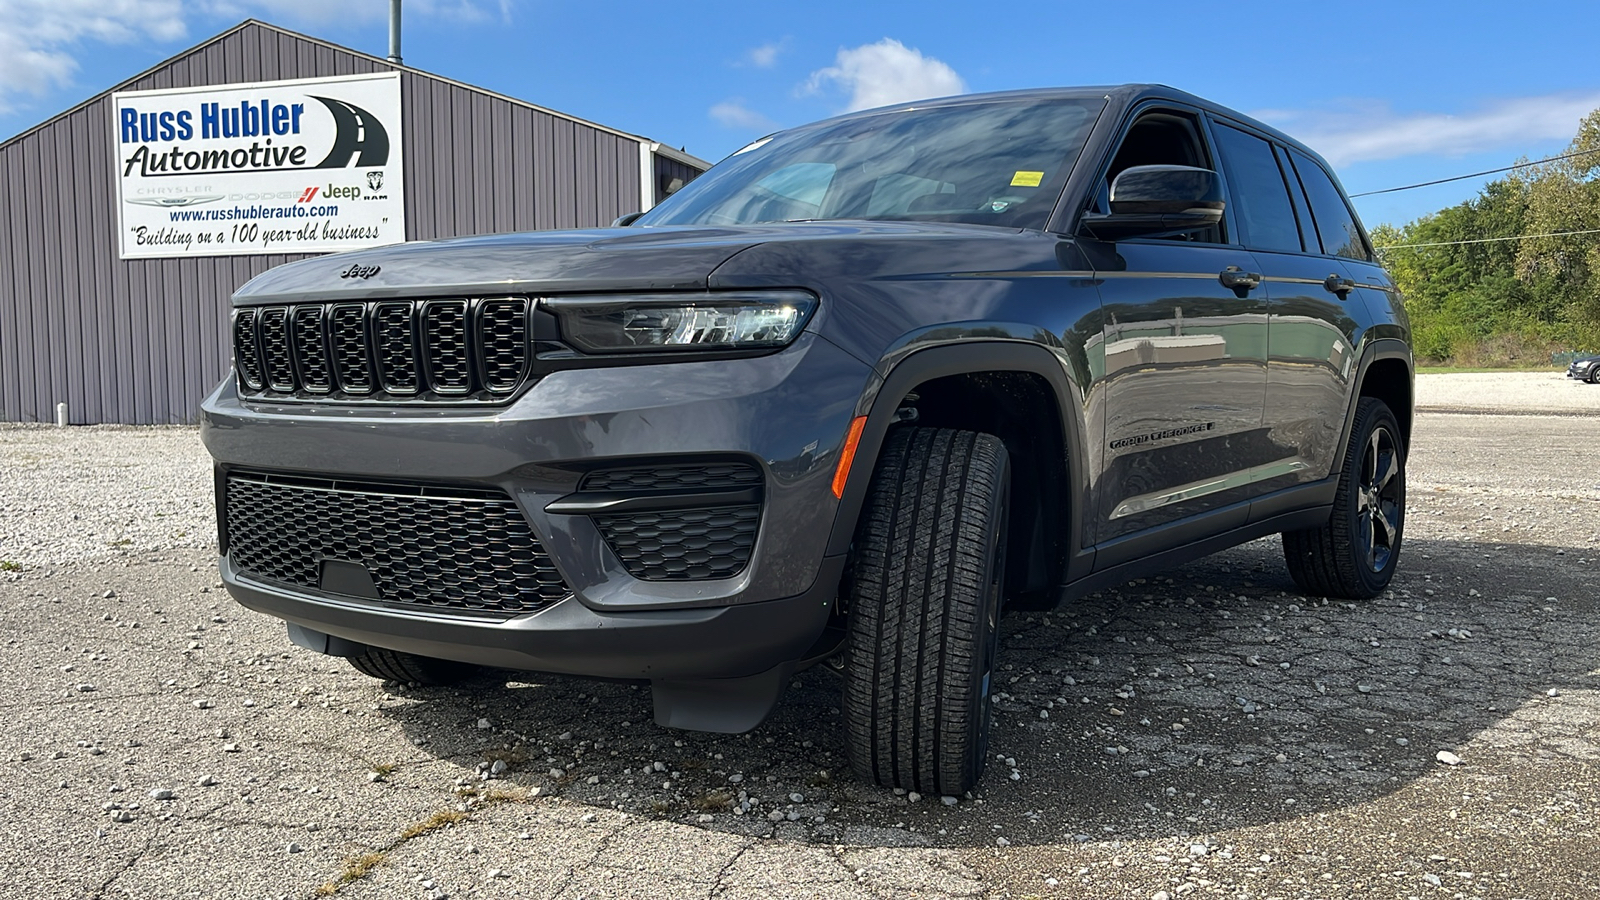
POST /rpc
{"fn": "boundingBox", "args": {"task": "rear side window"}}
[1212,124,1301,253]
[1289,151,1369,260]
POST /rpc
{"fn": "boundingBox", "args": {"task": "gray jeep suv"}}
[201,84,1411,794]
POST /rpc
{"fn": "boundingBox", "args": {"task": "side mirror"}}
[612,211,645,227]
[1080,165,1225,240]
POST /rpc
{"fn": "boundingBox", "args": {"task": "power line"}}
[1350,147,1600,198]
[1375,226,1600,251]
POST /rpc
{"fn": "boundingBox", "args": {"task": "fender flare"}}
[1329,337,1414,477]
[822,341,1094,581]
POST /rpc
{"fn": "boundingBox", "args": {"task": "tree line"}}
[1370,109,1600,366]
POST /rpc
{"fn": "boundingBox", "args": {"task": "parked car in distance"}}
[201,84,1412,795]
[1566,354,1600,382]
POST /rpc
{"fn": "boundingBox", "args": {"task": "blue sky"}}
[3,0,1597,230]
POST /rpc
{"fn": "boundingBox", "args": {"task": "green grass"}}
[0,561,20,572]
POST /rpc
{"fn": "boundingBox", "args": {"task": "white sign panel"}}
[112,72,405,259]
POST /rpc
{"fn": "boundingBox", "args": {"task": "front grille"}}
[422,301,471,394]
[580,463,763,493]
[225,472,570,618]
[595,506,760,581]
[232,297,533,403]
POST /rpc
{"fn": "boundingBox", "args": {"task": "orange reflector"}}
[832,416,868,499]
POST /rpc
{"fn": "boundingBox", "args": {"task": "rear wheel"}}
[346,647,479,686]
[1283,397,1405,599]
[843,427,1010,794]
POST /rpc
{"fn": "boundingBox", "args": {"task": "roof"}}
[804,83,1327,166]
[0,19,711,169]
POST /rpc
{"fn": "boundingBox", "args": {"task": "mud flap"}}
[651,661,797,733]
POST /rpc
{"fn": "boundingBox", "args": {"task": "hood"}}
[231,221,1019,304]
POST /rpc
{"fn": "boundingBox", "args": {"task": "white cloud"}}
[1258,93,1600,166]
[201,0,506,25]
[741,40,786,69]
[0,0,188,112]
[803,38,965,113]
[0,0,514,113]
[709,99,777,132]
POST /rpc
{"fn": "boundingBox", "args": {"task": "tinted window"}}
[637,98,1103,230]
[1275,145,1319,253]
[1289,151,1368,260]
[1213,124,1301,253]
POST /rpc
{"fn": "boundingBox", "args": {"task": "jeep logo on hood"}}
[339,264,380,280]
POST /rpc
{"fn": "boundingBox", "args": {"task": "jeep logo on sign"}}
[339,264,380,279]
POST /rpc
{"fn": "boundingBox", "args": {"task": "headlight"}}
[545,292,817,354]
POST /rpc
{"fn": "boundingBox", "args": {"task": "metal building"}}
[0,19,708,425]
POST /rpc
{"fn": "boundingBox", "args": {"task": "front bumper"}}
[201,332,871,679]
[223,553,846,680]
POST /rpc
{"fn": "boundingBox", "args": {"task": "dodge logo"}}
[339,264,381,280]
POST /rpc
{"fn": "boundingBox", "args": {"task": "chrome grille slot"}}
[373,301,420,394]
[422,300,471,394]
[479,299,529,392]
[329,304,373,393]
[291,306,332,392]
[259,307,295,392]
[232,309,263,390]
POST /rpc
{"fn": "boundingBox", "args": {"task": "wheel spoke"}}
[1375,449,1399,493]
[1365,431,1382,485]
[1374,505,1397,548]
[1357,514,1374,565]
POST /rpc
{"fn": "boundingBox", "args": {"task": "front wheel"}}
[346,647,479,686]
[1587,366,1600,384]
[1283,397,1406,599]
[843,427,1010,795]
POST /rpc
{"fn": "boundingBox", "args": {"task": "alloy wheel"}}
[1356,426,1402,572]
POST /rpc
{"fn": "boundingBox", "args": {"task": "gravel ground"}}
[1415,370,1600,415]
[1,375,1596,899]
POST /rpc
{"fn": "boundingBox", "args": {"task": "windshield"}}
[637,97,1104,231]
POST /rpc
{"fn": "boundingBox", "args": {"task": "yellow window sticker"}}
[1010,170,1044,187]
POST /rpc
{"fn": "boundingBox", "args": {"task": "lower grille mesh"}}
[226,472,569,617]
[594,505,760,581]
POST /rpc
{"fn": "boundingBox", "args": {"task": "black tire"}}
[346,647,478,686]
[1587,366,1599,384]
[843,427,1010,795]
[1283,397,1406,599]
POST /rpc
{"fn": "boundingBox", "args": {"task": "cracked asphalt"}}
[1,375,1597,899]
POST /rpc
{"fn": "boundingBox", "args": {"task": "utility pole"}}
[387,0,403,65]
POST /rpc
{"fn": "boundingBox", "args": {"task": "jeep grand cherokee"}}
[201,85,1412,794]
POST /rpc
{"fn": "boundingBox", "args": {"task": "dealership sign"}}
[112,72,404,259]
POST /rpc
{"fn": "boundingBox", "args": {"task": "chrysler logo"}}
[126,194,224,208]
[339,264,380,279]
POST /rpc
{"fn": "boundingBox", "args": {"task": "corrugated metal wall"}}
[654,154,706,205]
[0,21,666,425]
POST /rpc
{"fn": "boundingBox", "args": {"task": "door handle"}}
[1324,274,1355,298]
[1219,266,1262,296]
